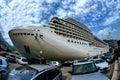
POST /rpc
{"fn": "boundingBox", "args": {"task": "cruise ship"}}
[9,17,109,60]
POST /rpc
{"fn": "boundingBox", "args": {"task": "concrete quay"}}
[111,57,120,80]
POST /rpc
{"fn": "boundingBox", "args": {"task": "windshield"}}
[6,66,38,80]
[22,59,27,61]
[72,62,97,74]
[95,59,105,64]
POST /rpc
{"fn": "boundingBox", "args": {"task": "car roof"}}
[28,64,56,72]
[73,61,93,66]
[0,56,7,59]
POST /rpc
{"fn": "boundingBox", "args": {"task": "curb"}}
[111,58,120,80]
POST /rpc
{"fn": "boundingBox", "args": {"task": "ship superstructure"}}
[50,17,107,48]
[9,17,109,60]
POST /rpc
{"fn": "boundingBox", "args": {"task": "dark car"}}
[6,52,20,63]
[70,61,110,80]
[5,64,62,80]
[101,53,113,63]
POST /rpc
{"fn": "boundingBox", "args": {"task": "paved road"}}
[9,62,21,69]
[61,67,72,80]
[104,62,115,79]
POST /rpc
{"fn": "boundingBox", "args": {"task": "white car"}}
[94,58,110,72]
[70,60,110,80]
[49,61,61,67]
[17,57,28,65]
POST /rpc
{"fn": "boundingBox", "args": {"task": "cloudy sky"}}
[0,0,120,45]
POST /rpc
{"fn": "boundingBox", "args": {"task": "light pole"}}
[39,50,43,64]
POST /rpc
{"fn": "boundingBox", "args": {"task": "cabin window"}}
[68,40,70,42]
[74,41,76,43]
[71,40,73,43]
[31,33,34,36]
[13,33,15,35]
[27,33,30,35]
[40,34,43,37]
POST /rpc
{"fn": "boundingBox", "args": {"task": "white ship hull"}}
[9,26,109,60]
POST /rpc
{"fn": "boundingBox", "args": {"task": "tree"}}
[114,40,120,58]
[109,47,113,53]
[117,40,120,46]
[114,47,120,57]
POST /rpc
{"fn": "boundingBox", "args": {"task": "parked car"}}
[17,57,28,65]
[62,61,73,66]
[6,54,17,63]
[0,51,7,58]
[94,58,110,72]
[70,60,110,80]
[6,52,20,63]
[5,64,62,80]
[0,57,9,72]
[101,53,113,63]
[49,61,61,67]
[109,52,114,61]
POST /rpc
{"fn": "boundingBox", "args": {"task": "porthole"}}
[24,33,26,35]
[31,33,34,36]
[68,40,70,42]
[74,41,76,43]
[27,33,30,35]
[71,40,73,43]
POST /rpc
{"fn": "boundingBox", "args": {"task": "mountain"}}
[0,32,15,51]
[103,40,118,48]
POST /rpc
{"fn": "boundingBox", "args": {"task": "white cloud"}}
[0,0,120,45]
[0,0,46,45]
[102,0,120,26]
[104,13,120,26]
[75,0,90,8]
[56,8,67,17]
[72,0,91,16]
[98,27,117,39]
[45,0,60,4]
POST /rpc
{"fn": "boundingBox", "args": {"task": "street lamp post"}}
[39,50,43,64]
